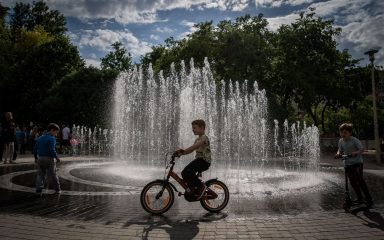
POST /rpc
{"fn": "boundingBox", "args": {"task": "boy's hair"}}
[339,123,353,133]
[191,119,206,129]
[47,123,60,131]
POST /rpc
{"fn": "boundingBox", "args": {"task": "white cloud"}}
[155,26,174,33]
[308,0,371,18]
[150,34,160,40]
[266,13,299,31]
[265,0,372,31]
[3,0,257,24]
[74,29,152,59]
[181,20,196,28]
[177,20,198,39]
[3,0,316,25]
[340,13,384,65]
[254,0,314,8]
[85,58,101,68]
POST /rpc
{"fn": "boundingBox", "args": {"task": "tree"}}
[100,42,132,72]
[39,67,118,127]
[10,0,66,39]
[0,3,11,111]
[271,9,356,127]
[0,1,83,124]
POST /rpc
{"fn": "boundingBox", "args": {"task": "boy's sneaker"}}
[354,198,365,204]
[366,200,374,208]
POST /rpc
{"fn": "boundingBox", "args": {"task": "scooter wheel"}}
[343,202,351,212]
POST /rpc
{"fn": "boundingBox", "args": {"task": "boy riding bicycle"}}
[176,119,211,199]
[335,123,373,206]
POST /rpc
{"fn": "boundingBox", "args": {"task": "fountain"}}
[111,58,319,169]
[106,58,323,197]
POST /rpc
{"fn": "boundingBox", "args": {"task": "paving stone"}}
[1,159,384,239]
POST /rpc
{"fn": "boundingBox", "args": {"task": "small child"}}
[335,123,373,206]
[176,119,211,199]
[34,123,61,194]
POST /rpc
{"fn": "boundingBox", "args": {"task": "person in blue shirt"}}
[33,123,61,194]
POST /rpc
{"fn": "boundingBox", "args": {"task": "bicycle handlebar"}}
[170,151,181,163]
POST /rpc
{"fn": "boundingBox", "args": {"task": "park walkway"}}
[0,207,383,239]
[0,155,383,239]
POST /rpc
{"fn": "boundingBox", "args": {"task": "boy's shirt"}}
[195,135,211,163]
[33,133,58,159]
[338,137,363,166]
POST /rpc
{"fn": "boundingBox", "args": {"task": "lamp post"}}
[364,49,381,164]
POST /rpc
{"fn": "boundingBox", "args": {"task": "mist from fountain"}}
[111,58,320,172]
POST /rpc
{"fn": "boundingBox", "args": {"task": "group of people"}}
[0,112,45,163]
[0,111,73,164]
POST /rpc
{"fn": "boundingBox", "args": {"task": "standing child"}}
[34,123,61,194]
[335,123,373,206]
[176,119,211,199]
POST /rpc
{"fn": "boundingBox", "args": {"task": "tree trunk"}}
[321,101,329,134]
[307,104,318,126]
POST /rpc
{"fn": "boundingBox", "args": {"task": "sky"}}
[3,0,384,68]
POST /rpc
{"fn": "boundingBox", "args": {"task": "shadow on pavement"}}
[352,208,384,231]
[123,212,228,240]
[363,209,384,231]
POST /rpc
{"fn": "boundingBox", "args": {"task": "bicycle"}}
[140,152,229,215]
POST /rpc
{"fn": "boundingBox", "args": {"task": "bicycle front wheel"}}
[140,180,174,215]
[200,180,229,213]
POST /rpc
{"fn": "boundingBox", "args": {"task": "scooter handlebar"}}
[335,154,352,159]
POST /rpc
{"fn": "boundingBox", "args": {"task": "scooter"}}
[337,154,371,212]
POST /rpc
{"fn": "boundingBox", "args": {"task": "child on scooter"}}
[175,119,211,199]
[335,123,373,206]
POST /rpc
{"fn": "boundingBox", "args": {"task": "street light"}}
[364,49,381,164]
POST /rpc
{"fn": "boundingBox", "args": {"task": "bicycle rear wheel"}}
[140,180,174,215]
[200,180,229,213]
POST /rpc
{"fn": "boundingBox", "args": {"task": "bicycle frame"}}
[165,157,188,192]
[160,155,218,200]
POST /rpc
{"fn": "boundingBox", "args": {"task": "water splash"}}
[111,58,273,167]
[72,58,320,173]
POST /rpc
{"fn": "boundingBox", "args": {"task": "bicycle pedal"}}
[178,192,184,197]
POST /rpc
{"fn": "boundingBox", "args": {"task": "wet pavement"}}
[1,157,384,239]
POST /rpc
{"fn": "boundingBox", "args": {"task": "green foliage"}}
[0,1,83,125]
[39,67,118,127]
[0,3,11,92]
[318,97,384,139]
[15,25,54,50]
[101,42,132,72]
[10,0,66,39]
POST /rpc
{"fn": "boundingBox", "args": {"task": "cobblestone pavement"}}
[1,207,384,240]
[0,157,383,239]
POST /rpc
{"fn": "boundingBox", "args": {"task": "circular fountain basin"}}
[2,160,340,198]
[2,159,384,214]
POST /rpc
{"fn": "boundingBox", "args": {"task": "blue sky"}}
[3,0,383,67]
